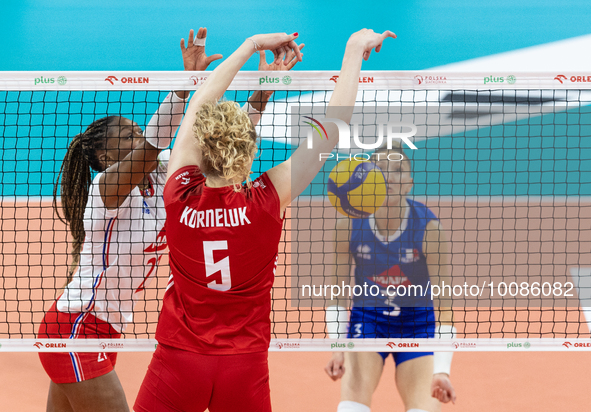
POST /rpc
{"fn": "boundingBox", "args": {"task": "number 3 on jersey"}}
[203,240,231,291]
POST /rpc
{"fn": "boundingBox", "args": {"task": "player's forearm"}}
[189,41,253,111]
[100,141,160,208]
[174,90,190,100]
[144,92,187,142]
[329,42,364,109]
[247,90,272,112]
[243,91,272,127]
[322,41,364,151]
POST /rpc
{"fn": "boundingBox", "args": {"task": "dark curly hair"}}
[53,116,119,282]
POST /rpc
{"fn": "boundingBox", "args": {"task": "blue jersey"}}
[349,198,437,315]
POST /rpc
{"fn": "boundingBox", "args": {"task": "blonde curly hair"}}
[193,101,258,191]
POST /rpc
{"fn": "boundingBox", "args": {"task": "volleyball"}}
[327,159,387,218]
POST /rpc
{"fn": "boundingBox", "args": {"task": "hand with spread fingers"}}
[180,27,223,71]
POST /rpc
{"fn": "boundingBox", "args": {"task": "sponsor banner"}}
[0,339,158,352]
[2,71,591,91]
[2,338,591,352]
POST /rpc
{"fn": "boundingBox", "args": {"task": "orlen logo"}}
[554,74,591,84]
[329,75,374,84]
[564,342,591,348]
[105,76,150,85]
[387,342,419,348]
[34,342,67,348]
[398,342,419,348]
[105,76,118,85]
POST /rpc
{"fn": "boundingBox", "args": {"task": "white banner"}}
[1,338,589,352]
[1,71,591,91]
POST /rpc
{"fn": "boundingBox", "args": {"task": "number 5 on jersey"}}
[204,241,231,291]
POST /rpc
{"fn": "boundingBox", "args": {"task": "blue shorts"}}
[347,307,435,365]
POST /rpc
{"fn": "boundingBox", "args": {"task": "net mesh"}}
[1,72,590,351]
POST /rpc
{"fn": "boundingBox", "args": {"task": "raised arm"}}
[175,27,223,100]
[100,28,222,209]
[244,44,305,126]
[266,29,396,214]
[167,32,302,180]
[145,28,223,148]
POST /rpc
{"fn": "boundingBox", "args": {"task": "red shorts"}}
[38,300,121,384]
[134,344,271,412]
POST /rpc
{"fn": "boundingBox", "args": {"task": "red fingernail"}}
[293,32,299,37]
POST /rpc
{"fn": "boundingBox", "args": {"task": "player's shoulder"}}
[242,172,284,220]
[88,172,106,203]
[164,165,205,202]
[245,173,275,196]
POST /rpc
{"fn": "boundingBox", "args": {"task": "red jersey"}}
[157,166,284,354]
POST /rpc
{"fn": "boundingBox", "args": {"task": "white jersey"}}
[57,92,186,332]
[57,150,170,332]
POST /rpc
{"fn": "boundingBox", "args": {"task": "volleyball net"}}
[0,71,590,352]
